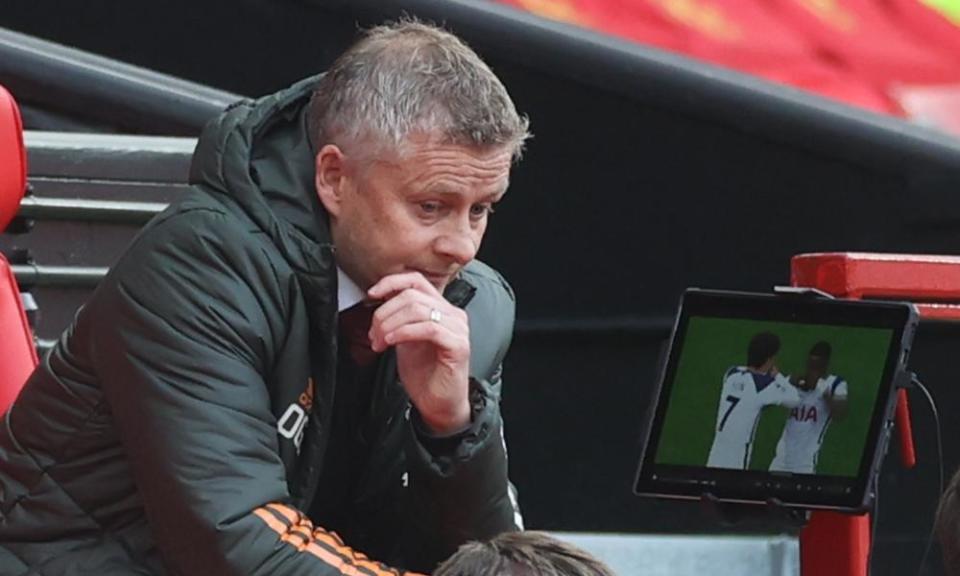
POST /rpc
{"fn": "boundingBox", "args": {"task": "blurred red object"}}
[496,0,960,118]
[793,252,960,320]
[0,84,37,414]
[501,0,815,70]
[765,0,960,86]
[891,83,960,136]
[0,85,26,233]
[882,0,960,55]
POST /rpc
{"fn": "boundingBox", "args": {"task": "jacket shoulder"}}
[126,201,270,270]
[460,260,515,381]
[95,205,294,332]
[78,205,298,389]
[461,259,515,303]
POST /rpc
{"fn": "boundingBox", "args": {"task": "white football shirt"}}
[706,367,801,470]
[769,374,848,474]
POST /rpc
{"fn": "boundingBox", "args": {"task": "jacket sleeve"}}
[397,271,523,571]
[89,210,421,576]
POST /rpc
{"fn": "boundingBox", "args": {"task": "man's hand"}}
[368,272,471,435]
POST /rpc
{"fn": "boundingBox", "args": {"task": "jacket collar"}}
[444,275,477,309]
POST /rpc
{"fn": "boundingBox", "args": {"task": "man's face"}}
[315,135,512,292]
[803,355,828,389]
[759,356,777,375]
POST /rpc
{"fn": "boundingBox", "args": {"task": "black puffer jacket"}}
[0,75,521,575]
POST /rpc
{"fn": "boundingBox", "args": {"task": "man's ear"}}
[315,144,347,218]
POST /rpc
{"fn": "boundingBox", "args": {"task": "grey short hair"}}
[434,531,618,576]
[308,20,530,162]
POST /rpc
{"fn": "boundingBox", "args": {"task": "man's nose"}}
[435,225,478,266]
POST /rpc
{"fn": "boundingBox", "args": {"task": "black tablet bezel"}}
[633,288,918,512]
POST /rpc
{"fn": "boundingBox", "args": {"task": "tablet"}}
[634,289,918,512]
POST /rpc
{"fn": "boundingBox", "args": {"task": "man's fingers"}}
[377,301,431,334]
[371,296,467,351]
[366,272,470,353]
[371,301,431,351]
[378,302,466,338]
[368,271,441,301]
[382,320,469,352]
[371,288,434,326]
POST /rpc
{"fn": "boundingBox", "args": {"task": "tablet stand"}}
[788,253,948,576]
[698,492,809,530]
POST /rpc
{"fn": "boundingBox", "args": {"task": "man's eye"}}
[470,204,495,218]
[419,201,441,214]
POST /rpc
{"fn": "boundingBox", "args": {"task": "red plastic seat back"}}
[0,255,36,412]
[0,85,37,413]
[0,84,26,233]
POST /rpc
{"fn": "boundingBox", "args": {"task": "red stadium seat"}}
[0,84,38,413]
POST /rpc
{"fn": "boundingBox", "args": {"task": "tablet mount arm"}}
[699,492,810,530]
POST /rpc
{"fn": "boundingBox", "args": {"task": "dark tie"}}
[338,303,379,367]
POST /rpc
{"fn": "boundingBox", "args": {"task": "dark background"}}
[4,0,960,573]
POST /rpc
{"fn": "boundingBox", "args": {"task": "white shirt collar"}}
[337,268,365,312]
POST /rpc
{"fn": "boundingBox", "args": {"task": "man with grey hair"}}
[434,532,618,576]
[0,20,528,576]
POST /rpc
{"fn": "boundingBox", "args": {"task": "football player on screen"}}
[769,341,849,474]
[706,332,801,470]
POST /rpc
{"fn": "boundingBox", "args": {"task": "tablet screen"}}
[634,289,917,511]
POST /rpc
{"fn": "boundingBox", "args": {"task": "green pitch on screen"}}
[655,318,892,477]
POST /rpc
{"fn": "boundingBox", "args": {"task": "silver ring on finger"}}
[429,308,443,324]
